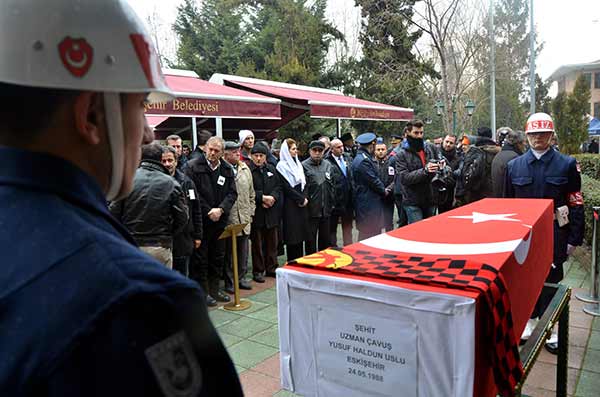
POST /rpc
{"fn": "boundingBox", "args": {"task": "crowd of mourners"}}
[109,120,548,307]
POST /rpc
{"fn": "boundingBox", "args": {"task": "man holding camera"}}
[395,119,440,224]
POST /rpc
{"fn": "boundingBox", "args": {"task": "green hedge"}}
[581,174,600,245]
[573,154,600,180]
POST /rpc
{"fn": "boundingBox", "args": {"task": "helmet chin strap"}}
[103,93,125,201]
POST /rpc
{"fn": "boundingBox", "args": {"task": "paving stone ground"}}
[209,238,600,396]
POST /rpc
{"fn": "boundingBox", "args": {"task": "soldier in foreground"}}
[0,1,242,395]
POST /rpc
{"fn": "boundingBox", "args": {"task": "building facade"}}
[550,59,600,118]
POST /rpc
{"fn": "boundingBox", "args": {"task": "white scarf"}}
[276,140,306,190]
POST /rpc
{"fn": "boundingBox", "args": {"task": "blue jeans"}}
[403,205,436,224]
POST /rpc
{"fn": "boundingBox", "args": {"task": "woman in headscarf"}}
[276,138,310,261]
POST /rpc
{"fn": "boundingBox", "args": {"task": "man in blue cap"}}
[351,132,387,240]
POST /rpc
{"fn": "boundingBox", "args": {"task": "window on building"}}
[583,72,592,87]
[595,102,600,119]
[595,72,600,89]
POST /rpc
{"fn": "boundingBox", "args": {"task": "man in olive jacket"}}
[303,140,335,254]
[223,141,255,291]
[110,143,188,268]
[185,136,238,306]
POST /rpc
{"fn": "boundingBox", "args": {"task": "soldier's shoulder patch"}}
[145,331,203,397]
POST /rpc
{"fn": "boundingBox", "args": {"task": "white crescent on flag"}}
[360,212,533,265]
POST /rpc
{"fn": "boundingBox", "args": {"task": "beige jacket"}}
[227,161,255,235]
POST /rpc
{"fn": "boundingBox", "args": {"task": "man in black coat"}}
[438,134,461,213]
[326,138,353,247]
[188,130,212,161]
[462,126,500,204]
[249,142,283,283]
[185,136,238,307]
[395,119,440,224]
[162,146,202,277]
[374,138,395,231]
[110,143,188,268]
[491,128,526,198]
[303,140,336,254]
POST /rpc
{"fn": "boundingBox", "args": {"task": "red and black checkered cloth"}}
[289,250,524,397]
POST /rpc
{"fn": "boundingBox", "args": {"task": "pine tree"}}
[342,0,437,136]
[173,0,246,79]
[553,74,591,154]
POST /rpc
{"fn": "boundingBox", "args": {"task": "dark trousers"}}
[173,256,190,277]
[286,243,305,262]
[383,200,395,232]
[394,194,407,228]
[329,212,353,247]
[251,226,279,275]
[403,205,436,224]
[191,224,225,296]
[531,262,564,318]
[224,234,249,288]
[306,216,330,255]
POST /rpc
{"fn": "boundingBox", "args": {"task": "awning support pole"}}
[216,117,223,138]
[337,118,341,138]
[192,116,198,149]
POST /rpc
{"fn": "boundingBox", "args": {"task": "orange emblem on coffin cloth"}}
[295,249,353,269]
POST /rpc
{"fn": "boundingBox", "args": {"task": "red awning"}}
[145,69,281,119]
[146,115,168,128]
[210,74,414,121]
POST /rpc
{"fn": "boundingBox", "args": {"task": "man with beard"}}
[239,129,255,165]
[303,140,336,253]
[161,146,202,277]
[185,136,238,306]
[491,128,526,197]
[352,133,387,239]
[395,119,440,224]
[438,134,462,213]
[373,138,395,231]
[505,113,584,354]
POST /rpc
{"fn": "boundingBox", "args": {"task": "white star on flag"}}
[448,212,522,224]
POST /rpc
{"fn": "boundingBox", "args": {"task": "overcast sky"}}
[127,0,600,83]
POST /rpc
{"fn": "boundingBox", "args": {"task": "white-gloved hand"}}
[567,244,576,256]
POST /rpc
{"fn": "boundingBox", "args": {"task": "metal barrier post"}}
[578,206,600,316]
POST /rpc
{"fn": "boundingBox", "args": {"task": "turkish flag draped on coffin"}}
[281,198,554,397]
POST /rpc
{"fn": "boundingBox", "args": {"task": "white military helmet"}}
[0,0,174,200]
[0,0,173,102]
[525,113,555,134]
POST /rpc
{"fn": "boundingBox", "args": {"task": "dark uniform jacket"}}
[109,160,188,247]
[505,149,585,268]
[375,157,395,204]
[173,169,203,257]
[250,162,283,229]
[351,148,386,229]
[395,142,438,207]
[326,152,353,215]
[184,153,238,230]
[0,148,242,397]
[491,144,521,198]
[302,157,335,218]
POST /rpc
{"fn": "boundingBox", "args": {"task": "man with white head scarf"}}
[239,129,255,165]
[277,139,310,261]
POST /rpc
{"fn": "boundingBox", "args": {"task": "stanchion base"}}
[575,292,600,304]
[223,299,252,312]
[583,303,600,316]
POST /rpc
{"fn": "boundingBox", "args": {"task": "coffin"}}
[277,198,554,397]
